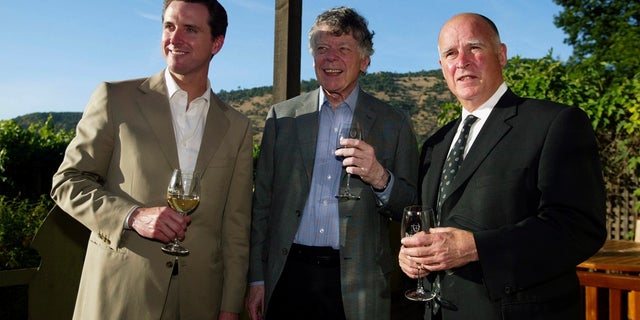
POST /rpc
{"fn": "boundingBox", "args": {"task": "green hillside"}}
[13,70,455,143]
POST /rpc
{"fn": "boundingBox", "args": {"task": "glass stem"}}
[416,275,425,294]
[432,274,441,314]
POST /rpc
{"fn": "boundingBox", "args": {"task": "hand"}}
[128,206,191,243]
[218,311,239,320]
[399,227,478,278]
[334,138,389,190]
[245,284,265,320]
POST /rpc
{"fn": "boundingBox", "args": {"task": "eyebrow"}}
[466,40,485,47]
[440,39,486,53]
[184,23,201,31]
[163,20,202,30]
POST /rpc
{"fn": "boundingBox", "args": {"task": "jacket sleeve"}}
[475,106,607,300]
[248,106,277,283]
[380,110,419,221]
[51,82,139,250]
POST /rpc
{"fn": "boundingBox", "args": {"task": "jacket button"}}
[504,286,514,295]
[166,261,173,269]
[281,248,288,255]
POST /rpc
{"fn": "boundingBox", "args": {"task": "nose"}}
[324,47,340,61]
[456,51,470,69]
[168,28,185,44]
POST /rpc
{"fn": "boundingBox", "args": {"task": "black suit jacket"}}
[419,89,606,319]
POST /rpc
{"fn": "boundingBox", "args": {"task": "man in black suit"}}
[398,13,606,319]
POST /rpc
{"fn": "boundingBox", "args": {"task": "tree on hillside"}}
[553,0,640,212]
[553,0,640,79]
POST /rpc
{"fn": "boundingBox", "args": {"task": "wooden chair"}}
[578,269,640,319]
[28,206,89,319]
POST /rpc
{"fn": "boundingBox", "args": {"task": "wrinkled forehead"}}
[313,24,354,40]
[438,15,495,47]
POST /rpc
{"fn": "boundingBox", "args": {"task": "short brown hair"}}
[162,0,228,39]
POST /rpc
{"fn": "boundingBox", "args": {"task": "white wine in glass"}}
[335,121,362,200]
[162,169,200,256]
[401,205,436,301]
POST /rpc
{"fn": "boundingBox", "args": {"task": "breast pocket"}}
[449,168,536,229]
[201,157,236,193]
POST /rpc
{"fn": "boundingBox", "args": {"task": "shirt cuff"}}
[372,170,394,204]
[123,206,140,230]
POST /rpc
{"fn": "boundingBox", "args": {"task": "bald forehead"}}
[438,13,501,51]
[440,13,499,39]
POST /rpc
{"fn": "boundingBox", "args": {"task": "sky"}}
[0,0,572,121]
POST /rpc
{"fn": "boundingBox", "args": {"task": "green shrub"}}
[0,195,51,270]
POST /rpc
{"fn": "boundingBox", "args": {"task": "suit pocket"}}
[472,168,527,188]
[449,168,535,229]
[500,272,580,319]
[206,156,235,168]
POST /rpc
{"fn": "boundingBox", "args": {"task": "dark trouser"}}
[267,244,346,320]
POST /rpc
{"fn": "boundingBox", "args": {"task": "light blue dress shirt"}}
[294,86,394,249]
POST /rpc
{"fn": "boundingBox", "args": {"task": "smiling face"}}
[311,26,370,105]
[161,1,224,81]
[438,14,507,111]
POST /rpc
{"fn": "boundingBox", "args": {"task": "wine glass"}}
[401,205,436,301]
[162,169,200,256]
[431,210,452,312]
[335,121,362,200]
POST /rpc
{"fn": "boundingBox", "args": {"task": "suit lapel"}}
[354,90,377,142]
[296,90,320,181]
[446,90,519,199]
[423,120,458,207]
[136,71,180,170]
[195,93,230,177]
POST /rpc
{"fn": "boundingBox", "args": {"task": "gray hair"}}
[308,7,375,59]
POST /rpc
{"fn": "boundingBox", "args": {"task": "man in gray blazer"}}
[246,7,418,320]
[399,13,606,320]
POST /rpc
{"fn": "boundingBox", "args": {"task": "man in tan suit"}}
[51,1,253,319]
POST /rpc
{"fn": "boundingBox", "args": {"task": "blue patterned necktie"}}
[437,115,478,212]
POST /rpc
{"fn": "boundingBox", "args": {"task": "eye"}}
[468,42,485,53]
[164,23,175,32]
[316,45,328,54]
[443,50,456,59]
[185,25,198,33]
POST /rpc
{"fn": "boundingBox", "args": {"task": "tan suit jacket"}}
[51,71,253,319]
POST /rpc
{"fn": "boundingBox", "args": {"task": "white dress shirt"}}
[164,68,211,174]
[452,82,508,158]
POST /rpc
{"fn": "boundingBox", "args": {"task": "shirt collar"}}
[462,82,507,120]
[164,68,211,103]
[318,84,360,113]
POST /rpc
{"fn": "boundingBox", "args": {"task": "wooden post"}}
[273,0,302,103]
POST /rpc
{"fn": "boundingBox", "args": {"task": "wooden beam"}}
[273,0,302,103]
[578,270,640,291]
